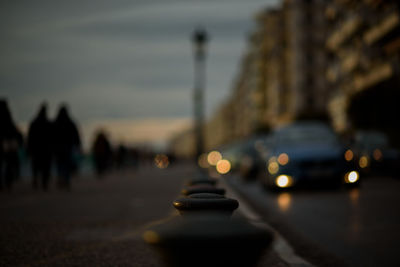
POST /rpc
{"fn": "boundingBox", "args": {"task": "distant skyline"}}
[0,0,278,150]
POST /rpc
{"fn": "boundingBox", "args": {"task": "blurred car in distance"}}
[237,134,271,181]
[216,134,270,180]
[348,130,400,177]
[218,141,244,173]
[259,121,359,191]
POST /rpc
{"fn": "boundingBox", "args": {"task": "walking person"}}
[0,99,23,191]
[91,130,112,177]
[27,103,53,190]
[53,105,81,190]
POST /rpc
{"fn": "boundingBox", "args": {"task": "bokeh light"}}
[348,171,359,183]
[216,159,231,174]
[275,175,292,188]
[277,193,291,212]
[345,171,359,184]
[359,156,369,168]
[344,149,354,161]
[207,151,222,166]
[198,153,209,168]
[268,161,279,174]
[154,154,169,169]
[277,153,289,165]
[142,230,160,244]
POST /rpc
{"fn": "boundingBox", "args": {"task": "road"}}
[1,161,291,267]
[3,160,399,267]
[226,174,400,267]
[0,163,192,266]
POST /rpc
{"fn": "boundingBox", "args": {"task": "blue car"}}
[259,121,359,190]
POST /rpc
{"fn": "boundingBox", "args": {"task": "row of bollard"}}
[143,171,274,267]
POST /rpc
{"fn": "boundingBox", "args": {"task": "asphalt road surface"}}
[0,163,192,266]
[0,162,288,267]
[227,174,400,267]
[3,160,398,267]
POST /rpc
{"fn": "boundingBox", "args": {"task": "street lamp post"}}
[192,28,208,162]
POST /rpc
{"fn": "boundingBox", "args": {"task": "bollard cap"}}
[173,194,238,215]
[143,214,274,267]
[181,184,225,196]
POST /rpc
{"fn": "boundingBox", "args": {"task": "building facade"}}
[170,0,400,156]
[326,0,400,139]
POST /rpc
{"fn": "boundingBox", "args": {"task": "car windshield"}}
[275,123,338,145]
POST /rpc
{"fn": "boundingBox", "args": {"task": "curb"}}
[220,177,315,267]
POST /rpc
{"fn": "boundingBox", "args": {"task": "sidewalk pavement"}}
[0,162,289,267]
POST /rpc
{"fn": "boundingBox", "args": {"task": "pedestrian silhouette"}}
[27,103,53,190]
[0,99,23,191]
[53,105,81,190]
[115,143,128,169]
[91,130,112,176]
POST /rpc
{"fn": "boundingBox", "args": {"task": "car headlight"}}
[344,171,359,184]
[275,175,293,188]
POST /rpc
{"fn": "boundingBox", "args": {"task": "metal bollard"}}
[143,213,274,267]
[181,184,226,196]
[173,193,238,216]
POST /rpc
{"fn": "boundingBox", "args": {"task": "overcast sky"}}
[0,0,278,149]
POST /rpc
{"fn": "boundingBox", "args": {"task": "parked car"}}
[237,134,271,181]
[259,121,359,190]
[217,135,270,180]
[218,141,244,173]
[349,130,400,176]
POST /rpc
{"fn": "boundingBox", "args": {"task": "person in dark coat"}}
[91,131,112,176]
[115,143,127,169]
[27,103,53,190]
[0,99,23,190]
[53,105,81,190]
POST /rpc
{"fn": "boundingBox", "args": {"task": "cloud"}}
[1,0,279,148]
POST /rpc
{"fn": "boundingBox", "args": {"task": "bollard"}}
[173,193,238,216]
[143,213,274,267]
[181,184,226,196]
